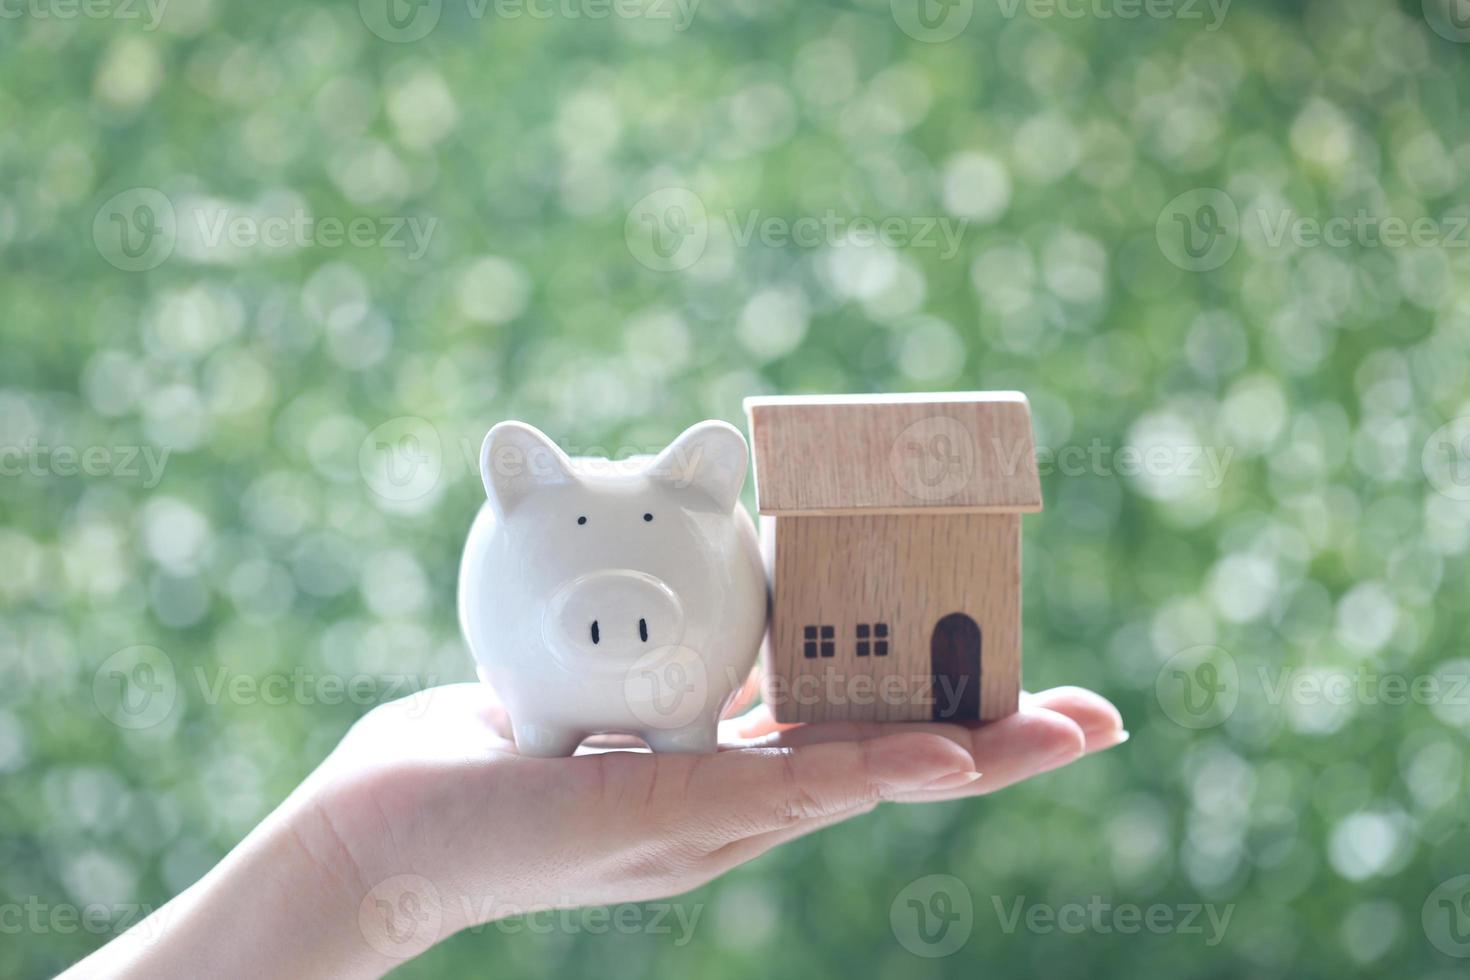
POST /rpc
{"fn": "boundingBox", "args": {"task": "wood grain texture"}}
[744,392,1041,515]
[761,513,1021,723]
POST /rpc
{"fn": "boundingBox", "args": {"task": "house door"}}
[931,613,981,721]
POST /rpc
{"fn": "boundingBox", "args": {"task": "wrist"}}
[64,791,426,980]
[268,787,450,976]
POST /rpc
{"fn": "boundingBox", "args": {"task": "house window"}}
[856,622,890,657]
[803,624,836,658]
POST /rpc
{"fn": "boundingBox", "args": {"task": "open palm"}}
[288,677,1126,972]
[66,673,1125,980]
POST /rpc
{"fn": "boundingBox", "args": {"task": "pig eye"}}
[642,513,653,522]
[577,516,587,525]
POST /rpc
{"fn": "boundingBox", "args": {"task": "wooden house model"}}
[743,392,1042,724]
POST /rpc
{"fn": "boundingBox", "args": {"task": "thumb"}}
[674,732,979,844]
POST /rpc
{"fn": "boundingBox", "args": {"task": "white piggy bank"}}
[457,420,767,756]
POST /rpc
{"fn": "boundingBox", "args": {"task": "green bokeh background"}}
[4,0,1470,976]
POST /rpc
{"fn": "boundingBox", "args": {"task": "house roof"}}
[743,391,1042,515]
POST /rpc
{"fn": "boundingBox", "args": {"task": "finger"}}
[898,690,1126,803]
[717,702,797,742]
[447,681,513,739]
[740,703,1087,796]
[548,693,1119,771]
[485,668,767,750]
[889,706,1090,803]
[732,686,1126,759]
[574,734,650,749]
[1024,687,1128,752]
[667,732,977,845]
[720,665,763,720]
[702,802,880,874]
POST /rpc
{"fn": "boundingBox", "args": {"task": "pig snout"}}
[543,570,686,661]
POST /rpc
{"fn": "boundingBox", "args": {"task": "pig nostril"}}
[590,620,600,645]
[639,618,648,642]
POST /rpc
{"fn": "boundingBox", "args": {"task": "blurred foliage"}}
[3,0,1470,976]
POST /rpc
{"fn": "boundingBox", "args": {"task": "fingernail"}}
[868,736,977,792]
[1088,729,1130,752]
[920,771,983,792]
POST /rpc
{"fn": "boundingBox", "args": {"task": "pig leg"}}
[511,721,584,757]
[642,723,718,754]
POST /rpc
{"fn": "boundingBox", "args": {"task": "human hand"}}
[292,680,1125,971]
[66,681,1124,979]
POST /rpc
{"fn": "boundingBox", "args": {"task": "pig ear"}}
[648,421,749,512]
[480,422,576,518]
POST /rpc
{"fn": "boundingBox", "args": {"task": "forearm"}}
[59,800,402,980]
